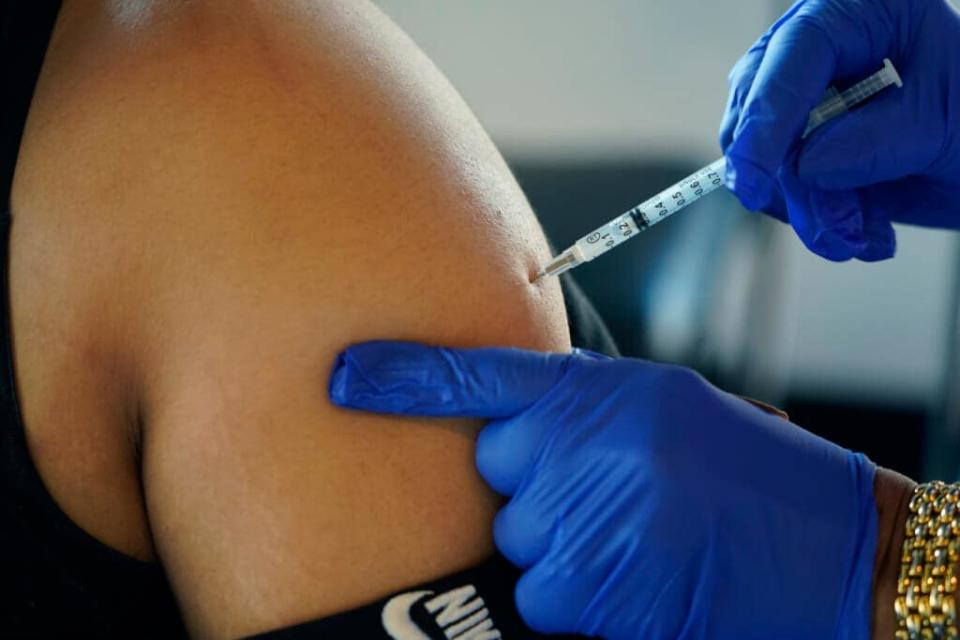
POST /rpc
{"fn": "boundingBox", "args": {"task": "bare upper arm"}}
[20,1,570,636]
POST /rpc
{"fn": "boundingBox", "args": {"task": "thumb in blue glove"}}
[330,341,879,640]
[721,0,960,261]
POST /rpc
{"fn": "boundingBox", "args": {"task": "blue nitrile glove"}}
[330,342,878,640]
[720,0,960,262]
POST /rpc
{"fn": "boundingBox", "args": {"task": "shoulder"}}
[15,2,570,637]
[17,0,568,367]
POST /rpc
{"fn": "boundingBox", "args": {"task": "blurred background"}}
[375,0,960,482]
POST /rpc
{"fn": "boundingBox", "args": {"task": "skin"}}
[872,470,914,638]
[10,0,568,637]
[8,0,915,637]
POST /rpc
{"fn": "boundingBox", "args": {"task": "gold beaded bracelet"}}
[897,481,960,640]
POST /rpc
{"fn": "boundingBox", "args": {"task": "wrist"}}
[871,467,917,640]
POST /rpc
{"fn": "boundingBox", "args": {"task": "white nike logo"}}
[381,584,502,640]
[382,590,433,640]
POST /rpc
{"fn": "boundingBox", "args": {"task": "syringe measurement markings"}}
[845,81,875,103]
[628,208,649,232]
[631,164,723,231]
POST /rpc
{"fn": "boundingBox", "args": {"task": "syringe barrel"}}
[571,158,726,264]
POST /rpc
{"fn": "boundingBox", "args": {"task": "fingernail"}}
[810,211,868,261]
[856,239,896,262]
[328,345,443,412]
[810,228,866,261]
[803,188,872,261]
[329,350,384,407]
[329,353,357,405]
[724,155,775,211]
[857,225,897,262]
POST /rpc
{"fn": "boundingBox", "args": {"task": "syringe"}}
[535,58,903,280]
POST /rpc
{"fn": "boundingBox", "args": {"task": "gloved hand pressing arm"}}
[330,343,912,639]
[721,0,960,261]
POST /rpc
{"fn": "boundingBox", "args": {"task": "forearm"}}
[872,467,917,639]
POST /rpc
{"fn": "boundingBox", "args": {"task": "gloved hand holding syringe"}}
[536,57,902,280]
